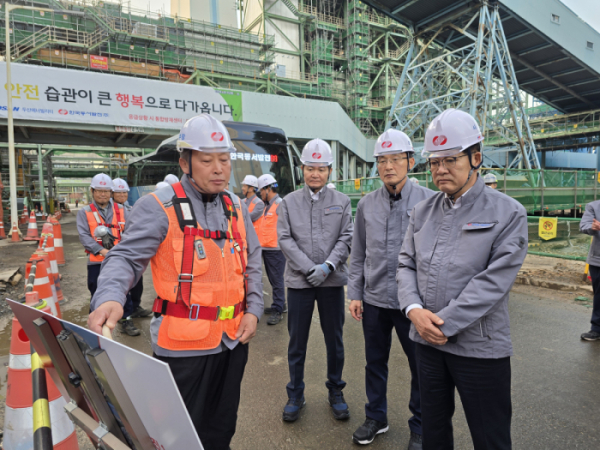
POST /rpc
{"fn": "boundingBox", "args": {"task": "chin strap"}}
[447,149,482,201]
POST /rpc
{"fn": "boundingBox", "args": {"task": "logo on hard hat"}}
[381,141,393,148]
[99,181,107,186]
[432,135,447,146]
[119,185,124,189]
[211,132,224,142]
[312,152,322,159]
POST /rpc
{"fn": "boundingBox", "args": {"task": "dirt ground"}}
[0,211,598,449]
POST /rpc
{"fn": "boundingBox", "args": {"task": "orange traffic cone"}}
[23,211,39,241]
[38,224,64,303]
[3,291,78,450]
[50,216,66,265]
[20,204,28,225]
[10,222,21,242]
[0,220,5,239]
[25,257,61,318]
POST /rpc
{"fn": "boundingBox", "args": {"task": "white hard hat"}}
[164,174,179,185]
[176,114,235,153]
[484,173,498,184]
[112,178,130,192]
[242,175,259,189]
[156,181,170,190]
[327,183,336,190]
[374,129,413,157]
[91,173,112,190]
[410,177,420,185]
[258,174,277,190]
[422,109,484,159]
[301,139,333,167]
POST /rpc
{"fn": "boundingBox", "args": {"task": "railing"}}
[301,5,345,28]
[332,169,600,215]
[5,26,108,59]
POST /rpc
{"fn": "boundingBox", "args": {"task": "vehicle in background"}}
[127,121,296,204]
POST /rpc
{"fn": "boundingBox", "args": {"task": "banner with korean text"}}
[0,62,240,128]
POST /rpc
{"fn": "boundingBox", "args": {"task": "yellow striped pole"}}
[31,345,53,450]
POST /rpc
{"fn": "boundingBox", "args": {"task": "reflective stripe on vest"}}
[149,183,248,351]
[258,201,279,248]
[85,203,124,263]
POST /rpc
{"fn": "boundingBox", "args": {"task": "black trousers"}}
[362,302,421,434]
[416,344,512,450]
[155,344,249,450]
[129,275,144,310]
[262,250,286,312]
[588,265,600,333]
[286,286,346,399]
[87,264,133,319]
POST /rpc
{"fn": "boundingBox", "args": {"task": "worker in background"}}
[348,129,434,448]
[88,114,263,450]
[156,181,169,190]
[241,175,265,225]
[278,139,354,422]
[327,182,337,190]
[397,109,527,450]
[164,174,180,185]
[77,174,140,336]
[410,177,420,185]
[112,178,152,321]
[579,200,600,341]
[483,173,498,189]
[256,174,286,325]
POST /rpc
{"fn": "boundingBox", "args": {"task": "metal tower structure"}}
[386,1,540,169]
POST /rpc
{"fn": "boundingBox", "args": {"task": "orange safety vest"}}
[257,200,279,248]
[151,182,248,351]
[247,195,264,231]
[85,202,125,263]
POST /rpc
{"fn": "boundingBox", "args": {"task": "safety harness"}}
[85,203,124,255]
[152,182,248,321]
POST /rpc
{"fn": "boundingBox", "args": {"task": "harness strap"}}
[152,297,245,321]
[168,182,248,315]
[112,202,124,240]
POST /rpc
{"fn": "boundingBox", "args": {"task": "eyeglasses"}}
[427,154,468,171]
[377,156,407,167]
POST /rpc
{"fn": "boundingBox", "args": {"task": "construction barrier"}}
[25,258,60,318]
[0,220,6,239]
[38,225,64,303]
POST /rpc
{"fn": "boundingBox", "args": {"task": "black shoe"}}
[267,311,283,325]
[119,319,141,336]
[328,389,350,420]
[265,304,287,314]
[581,330,600,341]
[352,418,389,445]
[130,306,152,318]
[282,397,305,422]
[407,431,423,450]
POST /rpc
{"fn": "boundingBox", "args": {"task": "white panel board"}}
[7,300,203,450]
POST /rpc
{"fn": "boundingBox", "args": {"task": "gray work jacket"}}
[278,185,353,288]
[263,194,283,251]
[243,194,265,223]
[348,181,434,308]
[91,175,263,357]
[580,200,600,266]
[76,199,122,266]
[396,176,528,359]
